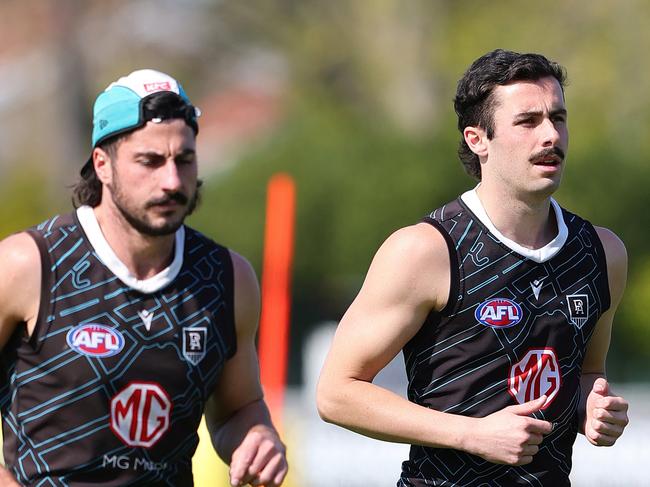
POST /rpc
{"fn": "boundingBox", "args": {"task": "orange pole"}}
[258,173,296,428]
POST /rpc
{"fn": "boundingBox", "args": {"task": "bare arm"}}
[0,467,21,487]
[204,250,287,487]
[317,223,552,465]
[0,232,41,485]
[578,227,629,445]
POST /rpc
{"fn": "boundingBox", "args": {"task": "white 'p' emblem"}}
[183,327,207,365]
[567,294,589,328]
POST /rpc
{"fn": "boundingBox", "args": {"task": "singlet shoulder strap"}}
[23,229,54,350]
[420,216,461,317]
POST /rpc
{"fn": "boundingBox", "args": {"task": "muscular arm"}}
[578,227,629,445]
[317,223,552,465]
[204,251,287,487]
[0,232,41,486]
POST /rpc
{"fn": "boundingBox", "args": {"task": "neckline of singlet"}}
[76,205,185,294]
[459,188,568,264]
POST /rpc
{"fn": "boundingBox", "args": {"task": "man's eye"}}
[516,118,534,125]
[139,158,160,166]
[176,154,196,165]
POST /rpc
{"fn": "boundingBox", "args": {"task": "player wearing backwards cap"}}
[317,49,629,485]
[0,70,287,486]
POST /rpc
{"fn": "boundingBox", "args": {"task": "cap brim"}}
[81,156,94,177]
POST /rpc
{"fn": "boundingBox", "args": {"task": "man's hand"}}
[584,378,629,446]
[467,395,553,465]
[229,424,288,487]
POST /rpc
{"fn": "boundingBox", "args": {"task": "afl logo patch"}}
[475,298,523,328]
[66,324,125,357]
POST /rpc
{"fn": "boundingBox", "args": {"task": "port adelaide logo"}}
[67,324,125,357]
[475,298,523,328]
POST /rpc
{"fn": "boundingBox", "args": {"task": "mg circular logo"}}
[475,298,523,328]
[110,382,172,448]
[508,348,561,409]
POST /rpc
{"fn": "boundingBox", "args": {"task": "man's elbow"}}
[316,378,343,424]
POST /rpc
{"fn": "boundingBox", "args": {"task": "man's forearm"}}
[318,377,470,449]
[317,376,553,466]
[0,465,20,486]
[207,398,277,463]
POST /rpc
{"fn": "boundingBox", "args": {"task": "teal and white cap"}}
[83,69,200,174]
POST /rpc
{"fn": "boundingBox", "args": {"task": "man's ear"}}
[92,147,111,184]
[463,126,488,158]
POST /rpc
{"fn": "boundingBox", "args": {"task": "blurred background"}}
[1,0,649,485]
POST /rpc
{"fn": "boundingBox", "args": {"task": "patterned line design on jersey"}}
[0,213,236,485]
[400,199,610,486]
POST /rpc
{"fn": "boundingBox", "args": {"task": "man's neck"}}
[475,184,557,250]
[93,205,176,280]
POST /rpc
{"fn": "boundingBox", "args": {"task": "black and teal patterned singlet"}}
[1,208,236,486]
[398,191,610,487]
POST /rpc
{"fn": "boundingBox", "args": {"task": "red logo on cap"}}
[143,81,172,93]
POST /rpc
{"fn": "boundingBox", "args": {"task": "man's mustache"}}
[146,192,189,207]
[529,146,565,162]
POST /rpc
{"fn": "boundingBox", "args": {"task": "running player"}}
[0,69,287,486]
[317,49,629,486]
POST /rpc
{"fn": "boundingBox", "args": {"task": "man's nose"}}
[541,118,561,147]
[160,160,182,192]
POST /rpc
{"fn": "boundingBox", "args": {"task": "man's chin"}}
[144,219,185,237]
[126,214,186,237]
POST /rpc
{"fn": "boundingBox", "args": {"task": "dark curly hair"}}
[454,49,567,180]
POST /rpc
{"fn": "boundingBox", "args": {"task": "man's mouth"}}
[534,156,561,166]
[530,147,564,166]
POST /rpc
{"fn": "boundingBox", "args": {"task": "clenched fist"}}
[230,424,288,487]
[584,378,629,447]
[466,395,553,465]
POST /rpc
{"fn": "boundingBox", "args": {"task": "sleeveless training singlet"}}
[1,206,236,486]
[398,190,611,487]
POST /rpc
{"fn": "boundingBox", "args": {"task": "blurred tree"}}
[2,0,650,382]
[191,0,650,382]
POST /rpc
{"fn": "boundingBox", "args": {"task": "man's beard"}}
[110,180,202,237]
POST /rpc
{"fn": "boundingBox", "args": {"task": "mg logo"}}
[110,382,172,447]
[508,348,561,409]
